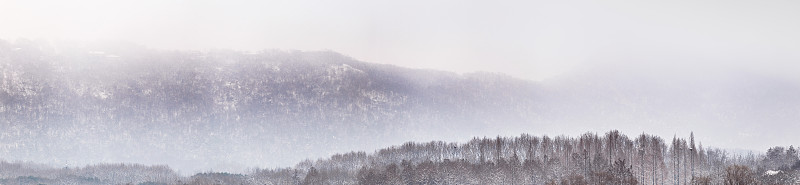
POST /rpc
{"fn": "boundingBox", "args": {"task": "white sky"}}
[3,0,798,80]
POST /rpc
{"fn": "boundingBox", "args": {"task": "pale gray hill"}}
[0,40,541,174]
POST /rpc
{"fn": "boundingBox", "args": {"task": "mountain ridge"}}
[0,40,541,173]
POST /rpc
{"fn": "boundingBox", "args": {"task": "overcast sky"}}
[3,0,799,81]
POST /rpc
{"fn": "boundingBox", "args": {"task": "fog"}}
[4,0,798,80]
[2,0,800,175]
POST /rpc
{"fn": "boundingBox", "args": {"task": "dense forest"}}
[270,131,800,185]
[2,130,798,184]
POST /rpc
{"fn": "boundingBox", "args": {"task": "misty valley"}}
[1,40,799,185]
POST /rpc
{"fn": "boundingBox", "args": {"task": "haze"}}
[2,0,800,174]
[3,0,798,80]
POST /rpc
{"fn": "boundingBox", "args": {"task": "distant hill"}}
[0,39,541,173]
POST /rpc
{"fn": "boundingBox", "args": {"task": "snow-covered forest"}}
[1,130,799,184]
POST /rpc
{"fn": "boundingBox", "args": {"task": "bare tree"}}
[723,165,756,185]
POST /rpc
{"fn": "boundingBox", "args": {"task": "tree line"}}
[286,130,798,184]
[6,130,795,184]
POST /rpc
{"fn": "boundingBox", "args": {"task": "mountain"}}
[0,39,541,173]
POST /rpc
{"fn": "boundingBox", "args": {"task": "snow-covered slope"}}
[0,40,541,173]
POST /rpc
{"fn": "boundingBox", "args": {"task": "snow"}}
[93,90,111,99]
[764,170,780,176]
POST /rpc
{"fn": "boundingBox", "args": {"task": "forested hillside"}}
[0,39,540,172]
[2,130,798,184]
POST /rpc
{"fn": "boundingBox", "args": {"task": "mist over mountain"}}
[1,39,799,174]
[0,40,541,174]
[538,62,800,149]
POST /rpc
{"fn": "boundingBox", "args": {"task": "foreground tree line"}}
[2,130,799,184]
[283,130,799,185]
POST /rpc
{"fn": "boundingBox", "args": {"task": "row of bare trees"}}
[2,130,798,184]
[283,130,798,184]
